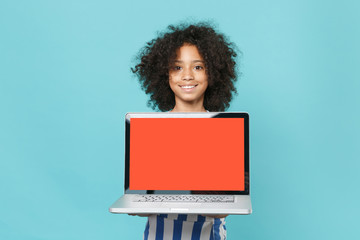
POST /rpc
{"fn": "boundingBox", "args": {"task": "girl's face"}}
[169,44,208,107]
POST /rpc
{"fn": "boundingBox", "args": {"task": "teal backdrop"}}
[1,0,359,239]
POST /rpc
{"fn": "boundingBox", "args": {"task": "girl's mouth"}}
[179,84,198,91]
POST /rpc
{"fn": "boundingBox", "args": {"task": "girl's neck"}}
[171,102,207,112]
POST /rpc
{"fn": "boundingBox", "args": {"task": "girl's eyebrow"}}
[174,60,204,63]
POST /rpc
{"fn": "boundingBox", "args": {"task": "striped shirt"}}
[143,214,226,240]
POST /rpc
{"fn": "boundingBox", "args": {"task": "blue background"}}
[1,0,359,239]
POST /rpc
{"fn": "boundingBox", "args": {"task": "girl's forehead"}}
[174,44,203,61]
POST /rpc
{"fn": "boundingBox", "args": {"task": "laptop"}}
[109,112,252,215]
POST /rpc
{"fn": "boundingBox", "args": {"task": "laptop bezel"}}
[124,112,250,195]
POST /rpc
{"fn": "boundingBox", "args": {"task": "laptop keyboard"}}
[134,195,234,203]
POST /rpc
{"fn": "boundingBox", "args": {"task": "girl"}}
[132,22,239,240]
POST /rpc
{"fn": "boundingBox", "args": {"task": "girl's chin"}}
[175,95,204,104]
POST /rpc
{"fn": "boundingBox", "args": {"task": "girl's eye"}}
[194,66,204,70]
[174,66,182,71]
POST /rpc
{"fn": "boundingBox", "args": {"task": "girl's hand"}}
[201,214,228,218]
[128,214,152,217]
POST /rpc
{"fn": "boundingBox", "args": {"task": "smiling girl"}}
[132,22,239,240]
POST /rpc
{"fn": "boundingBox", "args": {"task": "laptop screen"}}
[124,113,249,194]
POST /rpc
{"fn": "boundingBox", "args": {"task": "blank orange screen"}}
[129,118,244,191]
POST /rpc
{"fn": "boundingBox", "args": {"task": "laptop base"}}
[109,194,252,215]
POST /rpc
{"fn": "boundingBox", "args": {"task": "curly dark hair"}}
[132,22,239,112]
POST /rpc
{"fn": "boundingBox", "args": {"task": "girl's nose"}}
[182,68,194,81]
